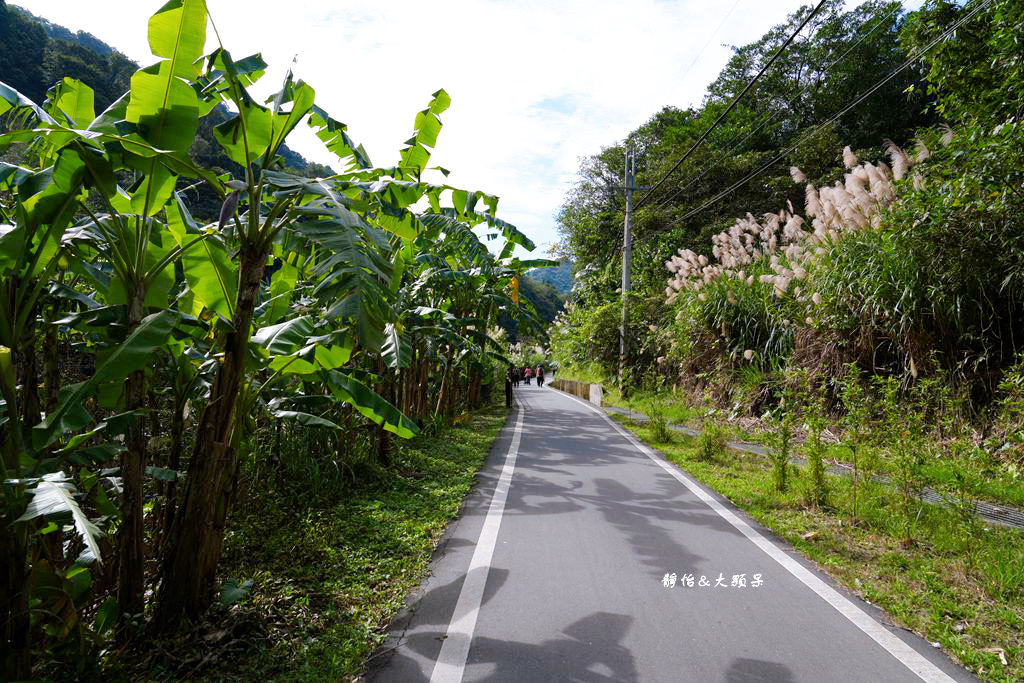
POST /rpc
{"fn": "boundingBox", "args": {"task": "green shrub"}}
[795,369,829,508]
[840,365,871,521]
[764,398,794,494]
[648,405,674,443]
[699,425,728,462]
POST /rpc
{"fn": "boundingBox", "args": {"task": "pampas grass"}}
[663,133,944,310]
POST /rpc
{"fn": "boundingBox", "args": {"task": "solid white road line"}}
[557,390,957,683]
[429,405,525,683]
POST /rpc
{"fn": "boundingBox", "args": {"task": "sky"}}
[18,0,849,257]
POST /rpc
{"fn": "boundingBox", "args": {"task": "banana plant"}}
[1,0,544,656]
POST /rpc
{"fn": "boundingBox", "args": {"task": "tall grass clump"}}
[939,441,984,570]
[663,122,1024,400]
[874,376,927,546]
[661,137,919,388]
[811,125,1024,387]
[794,369,828,508]
[764,385,794,493]
[699,425,728,462]
[840,365,871,522]
[648,404,674,443]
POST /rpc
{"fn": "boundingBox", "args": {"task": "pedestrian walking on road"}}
[524,366,532,385]
[512,367,520,388]
[536,364,545,387]
[505,367,514,407]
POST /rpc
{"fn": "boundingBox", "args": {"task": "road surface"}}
[366,386,975,682]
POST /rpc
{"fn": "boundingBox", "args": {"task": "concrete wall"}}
[550,378,603,407]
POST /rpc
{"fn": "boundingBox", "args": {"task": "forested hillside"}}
[500,274,564,343]
[528,259,573,294]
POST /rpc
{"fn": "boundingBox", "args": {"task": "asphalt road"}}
[366,386,976,683]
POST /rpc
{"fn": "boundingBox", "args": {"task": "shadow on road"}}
[376,611,637,682]
[725,657,796,682]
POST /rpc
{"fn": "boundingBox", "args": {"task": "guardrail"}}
[550,378,603,406]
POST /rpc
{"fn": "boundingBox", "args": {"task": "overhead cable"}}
[634,0,830,210]
[648,1,906,212]
[638,0,996,244]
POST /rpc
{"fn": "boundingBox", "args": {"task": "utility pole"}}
[619,149,634,396]
[619,149,649,398]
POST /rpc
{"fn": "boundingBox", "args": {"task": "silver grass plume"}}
[884,139,909,180]
[842,145,858,169]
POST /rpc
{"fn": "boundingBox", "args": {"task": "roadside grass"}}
[619,389,699,426]
[602,392,1024,513]
[133,405,508,682]
[553,363,607,386]
[613,415,1024,683]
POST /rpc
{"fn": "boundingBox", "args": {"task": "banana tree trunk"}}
[154,243,266,630]
[435,346,453,417]
[416,347,429,421]
[117,291,148,625]
[0,353,30,680]
[0,524,29,680]
[42,308,59,415]
[16,331,40,429]
[156,391,186,558]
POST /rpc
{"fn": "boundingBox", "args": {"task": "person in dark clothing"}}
[505,366,514,407]
[536,364,545,387]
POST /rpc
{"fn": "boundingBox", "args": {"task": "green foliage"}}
[553,0,942,399]
[648,404,673,443]
[794,370,829,508]
[549,299,621,377]
[201,407,507,681]
[0,0,535,675]
[764,387,794,493]
[699,425,728,462]
[902,0,1024,128]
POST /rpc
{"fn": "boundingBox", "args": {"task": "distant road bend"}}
[367,386,975,683]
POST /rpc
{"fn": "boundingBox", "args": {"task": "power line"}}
[648,0,907,213]
[634,0,830,210]
[660,0,743,106]
[637,0,996,245]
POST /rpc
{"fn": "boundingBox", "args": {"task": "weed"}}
[981,543,1024,600]
[700,425,728,462]
[795,369,829,508]
[649,405,674,443]
[875,375,927,546]
[940,443,985,570]
[763,378,795,493]
[840,365,870,522]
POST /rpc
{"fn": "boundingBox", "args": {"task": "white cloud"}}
[16,0,812,254]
